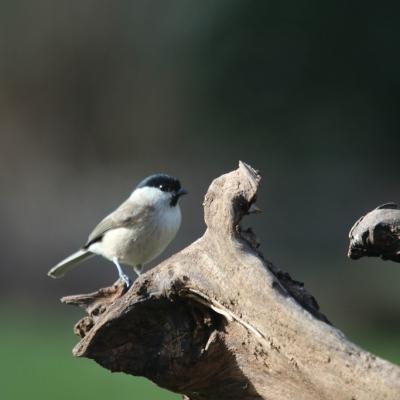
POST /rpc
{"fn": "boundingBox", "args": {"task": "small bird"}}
[48,174,187,286]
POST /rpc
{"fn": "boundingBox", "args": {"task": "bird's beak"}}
[177,188,188,197]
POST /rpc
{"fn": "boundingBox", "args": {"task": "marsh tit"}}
[48,174,187,286]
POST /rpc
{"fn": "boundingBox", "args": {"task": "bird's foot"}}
[112,258,132,288]
[119,273,132,288]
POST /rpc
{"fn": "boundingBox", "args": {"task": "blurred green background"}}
[1,1,400,399]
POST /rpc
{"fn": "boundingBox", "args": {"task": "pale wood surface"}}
[63,162,400,400]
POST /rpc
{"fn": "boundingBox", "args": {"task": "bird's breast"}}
[92,205,182,267]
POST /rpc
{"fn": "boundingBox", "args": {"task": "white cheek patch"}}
[130,186,170,205]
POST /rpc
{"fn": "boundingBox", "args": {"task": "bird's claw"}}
[119,273,132,288]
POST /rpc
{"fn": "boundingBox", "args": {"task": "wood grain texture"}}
[63,162,400,400]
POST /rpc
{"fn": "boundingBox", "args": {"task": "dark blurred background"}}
[1,1,400,399]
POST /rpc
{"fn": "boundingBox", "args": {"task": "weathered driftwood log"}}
[62,162,400,400]
[348,202,400,262]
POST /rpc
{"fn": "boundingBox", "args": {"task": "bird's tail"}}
[48,249,94,279]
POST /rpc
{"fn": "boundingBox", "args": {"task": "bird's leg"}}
[112,258,132,287]
[133,265,142,277]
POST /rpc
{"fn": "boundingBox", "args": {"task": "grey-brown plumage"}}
[84,200,152,248]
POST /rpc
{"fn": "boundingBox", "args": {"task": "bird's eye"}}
[159,184,165,191]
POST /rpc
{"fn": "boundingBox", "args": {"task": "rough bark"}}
[348,202,400,262]
[62,162,400,400]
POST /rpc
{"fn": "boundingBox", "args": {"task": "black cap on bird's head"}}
[136,173,187,205]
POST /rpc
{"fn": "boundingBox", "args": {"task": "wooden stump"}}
[61,162,400,400]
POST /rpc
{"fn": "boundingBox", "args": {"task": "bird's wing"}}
[84,199,151,248]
